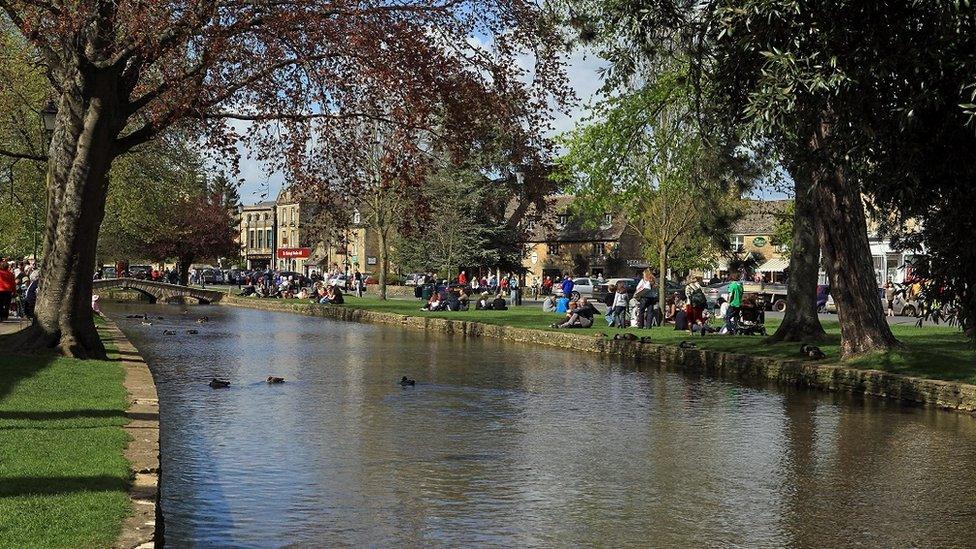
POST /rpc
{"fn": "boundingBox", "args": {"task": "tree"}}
[208,174,241,212]
[0,1,568,357]
[395,168,501,278]
[146,193,238,285]
[554,65,752,313]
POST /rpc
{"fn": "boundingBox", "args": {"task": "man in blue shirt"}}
[560,275,574,298]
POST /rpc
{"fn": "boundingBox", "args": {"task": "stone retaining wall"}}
[103,321,162,549]
[224,295,976,413]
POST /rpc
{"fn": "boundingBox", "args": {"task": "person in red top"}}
[458,270,467,286]
[0,262,16,322]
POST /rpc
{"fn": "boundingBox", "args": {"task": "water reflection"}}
[107,303,976,547]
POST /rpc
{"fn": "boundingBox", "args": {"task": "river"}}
[108,302,976,548]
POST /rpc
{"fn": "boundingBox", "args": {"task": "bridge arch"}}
[91,278,224,305]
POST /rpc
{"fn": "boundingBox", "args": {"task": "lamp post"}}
[41,101,57,134]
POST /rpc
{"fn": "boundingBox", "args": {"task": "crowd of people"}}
[0,259,39,323]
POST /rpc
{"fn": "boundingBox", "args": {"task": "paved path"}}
[0,318,29,336]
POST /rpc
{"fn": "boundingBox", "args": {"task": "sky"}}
[235,46,789,203]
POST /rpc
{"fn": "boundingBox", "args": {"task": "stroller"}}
[731,294,767,336]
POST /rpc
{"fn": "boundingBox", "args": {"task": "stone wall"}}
[223,295,976,413]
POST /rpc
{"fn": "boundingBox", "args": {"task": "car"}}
[101,266,117,279]
[328,274,349,288]
[882,284,919,316]
[554,277,599,300]
[403,273,425,286]
[199,268,224,284]
[129,265,151,279]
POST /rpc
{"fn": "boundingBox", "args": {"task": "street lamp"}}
[40,101,57,134]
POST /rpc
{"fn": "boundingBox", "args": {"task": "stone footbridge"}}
[92,278,224,304]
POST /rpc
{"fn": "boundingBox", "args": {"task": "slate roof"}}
[515,195,627,243]
[733,199,791,235]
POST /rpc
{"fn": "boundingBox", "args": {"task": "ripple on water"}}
[107,302,976,548]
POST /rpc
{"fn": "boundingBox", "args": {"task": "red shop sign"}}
[277,248,311,259]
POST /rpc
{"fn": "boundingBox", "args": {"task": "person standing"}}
[560,275,574,299]
[458,270,468,286]
[354,270,364,298]
[685,276,706,327]
[884,281,896,317]
[509,274,520,306]
[727,272,744,328]
[611,281,629,328]
[0,263,15,322]
[634,269,657,329]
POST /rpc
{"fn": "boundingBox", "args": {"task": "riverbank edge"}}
[222,295,976,413]
[104,320,162,549]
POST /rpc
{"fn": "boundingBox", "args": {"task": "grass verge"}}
[262,295,975,385]
[0,325,130,549]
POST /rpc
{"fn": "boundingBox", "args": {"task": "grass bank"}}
[0,323,131,548]
[264,295,975,385]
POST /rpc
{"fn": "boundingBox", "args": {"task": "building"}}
[313,209,396,277]
[239,201,276,269]
[273,188,319,273]
[710,199,791,282]
[520,195,644,282]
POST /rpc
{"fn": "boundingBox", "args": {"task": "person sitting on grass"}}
[422,293,442,311]
[329,285,344,304]
[444,290,462,311]
[458,289,470,311]
[543,294,556,313]
[491,293,508,310]
[475,292,491,310]
[552,297,597,329]
[691,311,717,336]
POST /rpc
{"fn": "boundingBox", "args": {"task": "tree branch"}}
[0,147,47,162]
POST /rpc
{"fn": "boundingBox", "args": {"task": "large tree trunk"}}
[813,166,898,356]
[768,167,826,343]
[178,255,194,286]
[378,229,389,300]
[3,76,124,359]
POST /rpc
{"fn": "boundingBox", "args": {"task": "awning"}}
[758,257,790,272]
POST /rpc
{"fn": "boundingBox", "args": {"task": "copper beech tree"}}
[0,1,570,358]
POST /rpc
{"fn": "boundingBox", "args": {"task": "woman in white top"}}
[611,281,629,327]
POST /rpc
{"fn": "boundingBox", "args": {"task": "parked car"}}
[555,277,599,300]
[403,273,425,286]
[101,266,117,279]
[129,265,151,279]
[882,284,919,316]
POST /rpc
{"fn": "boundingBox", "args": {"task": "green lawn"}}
[278,295,976,384]
[0,326,131,549]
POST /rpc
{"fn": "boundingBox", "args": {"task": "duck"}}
[640,336,653,344]
[196,316,210,324]
[186,329,199,335]
[399,376,416,387]
[140,320,153,326]
[209,378,230,389]
[266,376,285,384]
[613,332,638,341]
[678,340,698,350]
[800,344,826,360]
[163,330,176,335]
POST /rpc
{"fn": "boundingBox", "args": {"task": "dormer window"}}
[352,210,361,225]
[556,214,568,228]
[601,213,613,229]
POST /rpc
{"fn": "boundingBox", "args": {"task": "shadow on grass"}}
[0,409,155,421]
[0,475,128,497]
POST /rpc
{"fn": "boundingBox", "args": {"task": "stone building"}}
[274,188,321,274]
[239,201,276,269]
[520,195,644,281]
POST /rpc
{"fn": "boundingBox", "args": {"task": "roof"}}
[241,201,276,210]
[515,195,627,243]
[733,199,791,235]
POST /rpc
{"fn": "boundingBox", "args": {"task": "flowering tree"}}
[0,1,568,357]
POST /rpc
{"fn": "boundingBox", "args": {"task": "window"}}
[248,230,255,249]
[257,229,264,249]
[549,243,561,255]
[281,232,288,245]
[352,210,361,225]
[290,207,295,223]
[731,235,744,252]
[266,229,273,249]
[601,213,613,228]
[292,229,298,246]
[556,214,568,228]
[263,213,269,221]
[594,243,606,256]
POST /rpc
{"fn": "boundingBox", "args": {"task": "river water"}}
[108,303,976,548]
